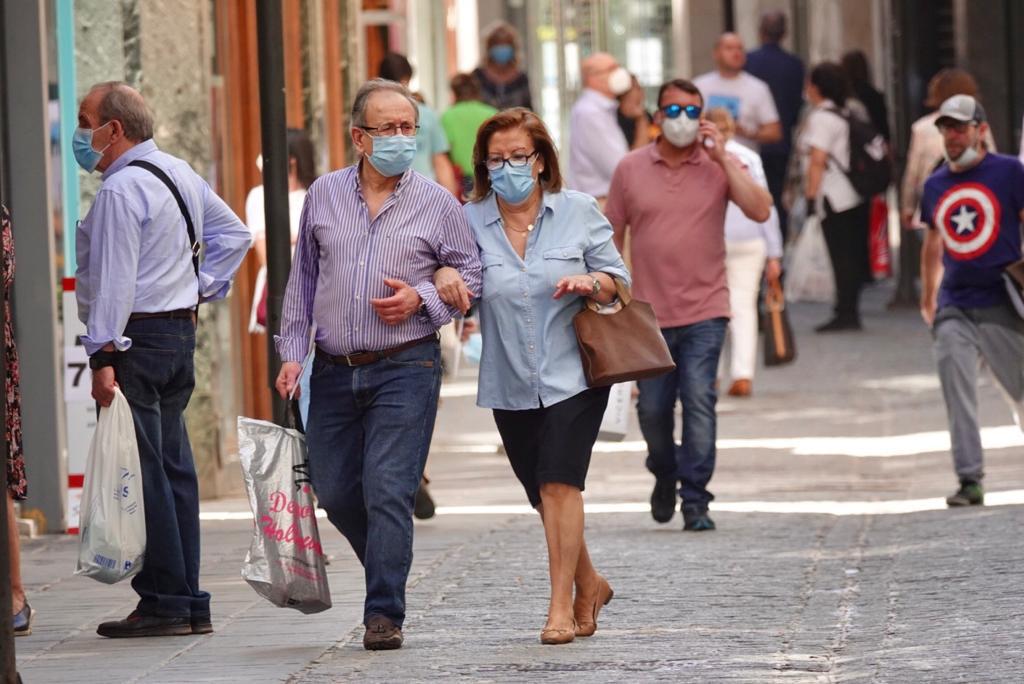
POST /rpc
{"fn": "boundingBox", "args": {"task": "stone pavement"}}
[12,286,1024,682]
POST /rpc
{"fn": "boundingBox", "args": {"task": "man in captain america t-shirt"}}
[920,95,1024,508]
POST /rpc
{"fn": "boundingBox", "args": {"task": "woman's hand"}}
[434,266,474,315]
[553,274,598,300]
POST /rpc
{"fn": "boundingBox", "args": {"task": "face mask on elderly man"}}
[73,121,113,173]
[363,133,417,178]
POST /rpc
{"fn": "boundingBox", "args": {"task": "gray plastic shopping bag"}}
[76,388,146,584]
[237,416,331,614]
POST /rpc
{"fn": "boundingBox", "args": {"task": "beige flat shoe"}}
[540,619,577,645]
[574,576,614,637]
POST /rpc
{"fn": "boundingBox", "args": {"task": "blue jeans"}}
[305,339,442,628]
[636,318,727,510]
[114,317,209,619]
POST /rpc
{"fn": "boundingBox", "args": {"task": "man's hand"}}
[434,267,474,315]
[699,120,727,163]
[553,274,597,299]
[370,278,423,325]
[765,258,782,283]
[91,366,119,408]
[920,296,937,328]
[275,361,303,400]
[460,317,477,342]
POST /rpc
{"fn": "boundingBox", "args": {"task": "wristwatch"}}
[589,275,601,297]
[88,350,118,371]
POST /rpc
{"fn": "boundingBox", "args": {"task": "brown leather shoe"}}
[574,576,614,637]
[540,619,577,645]
[96,611,193,638]
[363,615,403,650]
[727,379,752,397]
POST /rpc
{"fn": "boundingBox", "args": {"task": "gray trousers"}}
[933,305,1024,482]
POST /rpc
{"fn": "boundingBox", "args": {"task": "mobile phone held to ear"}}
[702,135,716,150]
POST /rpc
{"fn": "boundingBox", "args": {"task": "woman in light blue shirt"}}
[435,108,629,645]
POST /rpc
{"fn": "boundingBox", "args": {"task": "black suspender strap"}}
[127,159,201,294]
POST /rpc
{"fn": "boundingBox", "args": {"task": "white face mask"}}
[944,142,981,169]
[661,115,700,148]
[608,67,632,96]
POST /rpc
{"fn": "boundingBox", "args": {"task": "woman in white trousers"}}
[708,109,783,397]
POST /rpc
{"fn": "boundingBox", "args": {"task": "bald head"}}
[713,33,746,75]
[581,52,620,94]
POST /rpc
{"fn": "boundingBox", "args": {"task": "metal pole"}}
[256,0,292,426]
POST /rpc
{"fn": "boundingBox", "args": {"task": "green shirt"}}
[412,103,449,180]
[441,100,498,175]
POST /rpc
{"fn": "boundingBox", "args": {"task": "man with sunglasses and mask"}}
[920,95,1024,508]
[605,79,772,531]
[275,79,481,650]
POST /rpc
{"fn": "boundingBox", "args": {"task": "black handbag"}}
[762,280,797,367]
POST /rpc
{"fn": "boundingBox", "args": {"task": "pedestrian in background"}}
[75,82,252,638]
[919,95,1024,508]
[473,22,533,111]
[706,108,783,398]
[378,52,460,197]
[617,72,652,150]
[441,73,498,198]
[567,52,632,204]
[841,50,890,142]
[799,62,870,332]
[746,10,805,239]
[433,107,628,645]
[695,32,782,152]
[275,79,481,651]
[3,203,31,636]
[605,79,772,531]
[901,69,995,230]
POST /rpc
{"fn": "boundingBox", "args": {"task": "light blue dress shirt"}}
[75,140,253,355]
[465,190,630,410]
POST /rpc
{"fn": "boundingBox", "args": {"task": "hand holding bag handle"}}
[763,278,797,366]
[572,278,675,387]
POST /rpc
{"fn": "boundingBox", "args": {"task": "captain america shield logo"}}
[933,182,1001,260]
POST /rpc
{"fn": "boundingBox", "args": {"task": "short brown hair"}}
[471,108,563,201]
[926,68,980,108]
[657,79,704,110]
[450,73,481,102]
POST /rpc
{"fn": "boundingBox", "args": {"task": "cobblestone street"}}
[13,289,1024,682]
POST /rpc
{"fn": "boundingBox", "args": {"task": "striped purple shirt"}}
[276,165,482,362]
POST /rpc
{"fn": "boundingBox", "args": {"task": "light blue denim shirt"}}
[465,190,630,410]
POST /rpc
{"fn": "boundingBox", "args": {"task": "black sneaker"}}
[414,481,436,520]
[682,505,716,532]
[650,479,677,523]
[946,481,984,507]
[815,317,862,333]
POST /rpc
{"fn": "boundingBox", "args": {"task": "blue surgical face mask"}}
[72,121,113,173]
[489,44,515,65]
[364,133,417,178]
[489,163,537,205]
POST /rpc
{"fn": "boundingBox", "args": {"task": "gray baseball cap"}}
[936,94,987,125]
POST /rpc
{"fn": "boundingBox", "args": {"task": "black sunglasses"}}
[661,104,702,120]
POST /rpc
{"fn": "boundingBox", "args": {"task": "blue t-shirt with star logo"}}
[921,153,1024,309]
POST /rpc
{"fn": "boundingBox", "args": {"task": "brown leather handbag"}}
[762,279,797,366]
[573,279,676,387]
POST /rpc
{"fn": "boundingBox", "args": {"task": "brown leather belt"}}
[316,333,438,367]
[128,308,196,322]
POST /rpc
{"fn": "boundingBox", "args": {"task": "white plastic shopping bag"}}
[598,382,633,441]
[785,214,835,303]
[238,416,332,613]
[75,388,146,584]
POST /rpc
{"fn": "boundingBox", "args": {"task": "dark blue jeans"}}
[114,317,209,619]
[636,318,727,511]
[306,339,442,628]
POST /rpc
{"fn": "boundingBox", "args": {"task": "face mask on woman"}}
[490,163,537,205]
[489,44,515,66]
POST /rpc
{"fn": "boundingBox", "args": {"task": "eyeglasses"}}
[661,104,702,120]
[484,151,538,171]
[360,123,420,137]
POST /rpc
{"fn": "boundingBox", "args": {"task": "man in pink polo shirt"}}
[605,78,772,531]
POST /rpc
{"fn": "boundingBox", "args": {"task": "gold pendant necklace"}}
[505,222,534,234]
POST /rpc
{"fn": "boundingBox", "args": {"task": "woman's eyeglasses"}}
[485,151,539,171]
[661,104,702,120]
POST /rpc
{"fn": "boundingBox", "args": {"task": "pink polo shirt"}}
[605,143,731,328]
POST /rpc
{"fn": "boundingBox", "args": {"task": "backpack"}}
[826,107,892,198]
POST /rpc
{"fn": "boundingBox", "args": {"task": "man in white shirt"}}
[568,52,632,202]
[694,33,781,152]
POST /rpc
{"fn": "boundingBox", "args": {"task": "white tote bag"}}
[598,382,633,442]
[785,214,835,303]
[76,388,146,584]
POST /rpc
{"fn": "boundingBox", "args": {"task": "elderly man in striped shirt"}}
[275,79,482,651]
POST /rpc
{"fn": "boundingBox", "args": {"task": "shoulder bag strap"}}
[127,160,201,294]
